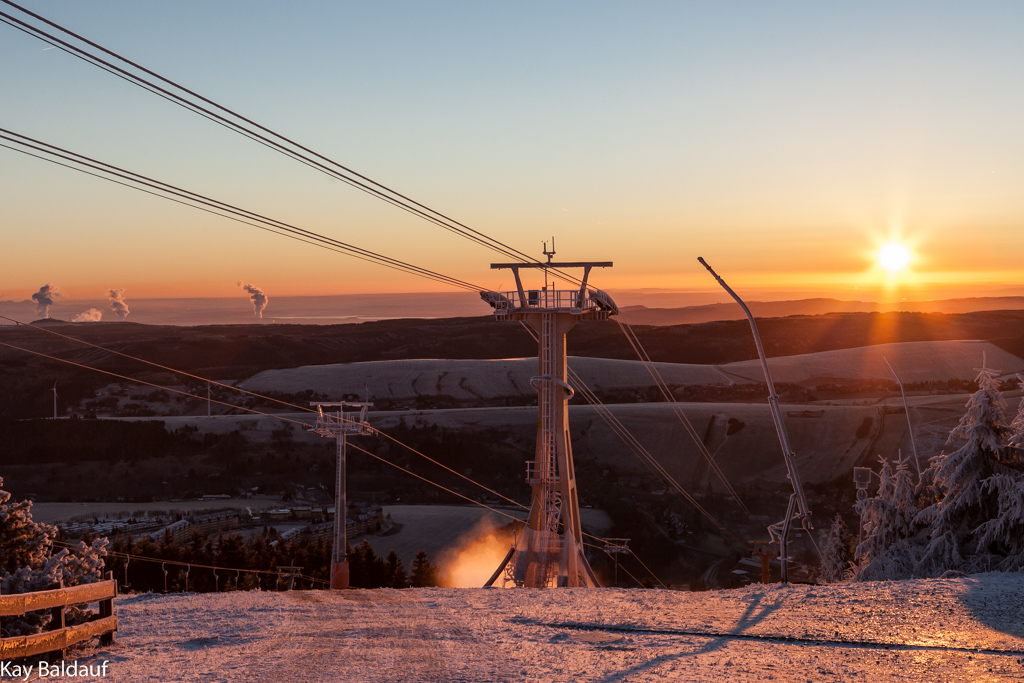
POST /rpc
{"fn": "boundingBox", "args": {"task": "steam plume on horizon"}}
[73,308,103,323]
[31,283,59,318]
[108,288,130,320]
[238,281,269,319]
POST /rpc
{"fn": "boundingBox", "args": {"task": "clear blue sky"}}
[3,1,1024,300]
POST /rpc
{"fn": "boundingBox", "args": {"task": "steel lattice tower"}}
[309,401,372,589]
[481,244,617,588]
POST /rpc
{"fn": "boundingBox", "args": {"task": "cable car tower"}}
[309,401,373,589]
[480,240,617,587]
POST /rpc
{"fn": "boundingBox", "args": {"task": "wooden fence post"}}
[99,571,116,646]
[49,579,66,661]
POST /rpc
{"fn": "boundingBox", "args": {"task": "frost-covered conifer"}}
[1006,374,1024,456]
[891,455,919,538]
[974,472,1024,570]
[819,514,853,583]
[855,457,896,564]
[0,476,55,575]
[917,365,1011,574]
[1,478,109,636]
[854,455,924,581]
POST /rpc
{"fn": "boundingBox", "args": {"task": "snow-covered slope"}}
[66,574,1024,682]
[237,341,1024,402]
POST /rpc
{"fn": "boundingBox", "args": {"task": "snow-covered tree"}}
[1006,373,1024,457]
[916,366,1012,574]
[0,476,56,573]
[973,473,1024,571]
[854,455,924,581]
[855,457,895,564]
[1,478,109,637]
[891,455,920,539]
[819,514,853,583]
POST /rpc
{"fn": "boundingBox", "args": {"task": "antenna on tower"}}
[542,237,556,263]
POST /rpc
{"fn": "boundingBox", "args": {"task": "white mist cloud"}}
[73,308,103,322]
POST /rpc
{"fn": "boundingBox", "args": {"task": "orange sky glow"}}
[2,3,1024,306]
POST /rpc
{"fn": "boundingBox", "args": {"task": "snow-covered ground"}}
[52,573,1024,682]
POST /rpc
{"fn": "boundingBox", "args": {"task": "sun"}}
[878,242,912,273]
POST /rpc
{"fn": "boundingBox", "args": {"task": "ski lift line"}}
[354,431,621,552]
[0,132,485,293]
[0,142,477,295]
[366,426,530,512]
[0,14,510,262]
[563,358,737,539]
[0,145,479,295]
[350,444,649,565]
[0,10,510,263]
[0,339,316,428]
[568,367,739,541]
[614,318,753,518]
[0,12,348,179]
[50,540,329,586]
[578,540,645,588]
[1,322,539,516]
[626,548,668,589]
[613,561,647,590]
[0,4,540,266]
[5,306,530,511]
[515,320,738,539]
[0,313,320,416]
[565,366,738,540]
[614,319,739,487]
[616,317,751,515]
[1,5,598,296]
[0,4,606,294]
[346,442,529,525]
[0,137,481,294]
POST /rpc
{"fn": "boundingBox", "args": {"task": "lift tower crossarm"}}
[697,257,813,583]
[488,262,613,315]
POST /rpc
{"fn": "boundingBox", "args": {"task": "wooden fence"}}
[0,574,117,660]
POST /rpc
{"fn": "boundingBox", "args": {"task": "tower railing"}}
[489,289,600,313]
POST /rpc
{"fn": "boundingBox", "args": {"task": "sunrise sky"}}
[3,1,1024,303]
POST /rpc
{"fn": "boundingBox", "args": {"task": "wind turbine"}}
[51,382,58,419]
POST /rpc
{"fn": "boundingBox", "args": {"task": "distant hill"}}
[620,296,1024,326]
[4,309,1024,419]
